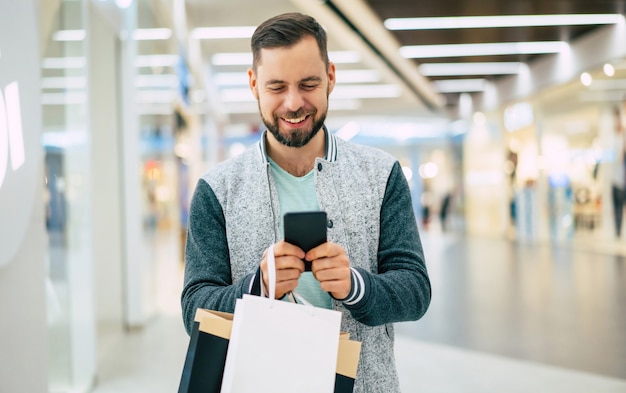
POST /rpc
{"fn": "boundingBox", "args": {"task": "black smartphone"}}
[283,211,327,272]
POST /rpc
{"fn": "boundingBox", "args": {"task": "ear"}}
[248,68,259,100]
[327,62,336,95]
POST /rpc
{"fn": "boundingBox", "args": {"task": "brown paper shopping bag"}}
[335,336,362,391]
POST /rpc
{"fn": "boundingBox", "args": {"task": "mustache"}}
[279,108,315,119]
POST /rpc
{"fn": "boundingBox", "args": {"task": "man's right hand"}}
[260,241,305,299]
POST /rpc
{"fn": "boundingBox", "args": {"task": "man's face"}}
[248,36,336,147]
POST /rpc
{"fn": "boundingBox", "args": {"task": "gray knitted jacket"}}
[182,129,431,393]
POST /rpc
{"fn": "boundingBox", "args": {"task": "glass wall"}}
[501,57,626,249]
[41,0,95,391]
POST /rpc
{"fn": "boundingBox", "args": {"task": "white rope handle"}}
[265,245,314,314]
[267,244,277,301]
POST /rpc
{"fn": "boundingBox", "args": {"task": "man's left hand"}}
[306,242,352,300]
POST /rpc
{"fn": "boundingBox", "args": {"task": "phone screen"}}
[283,211,327,271]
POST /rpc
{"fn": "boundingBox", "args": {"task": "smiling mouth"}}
[282,115,309,124]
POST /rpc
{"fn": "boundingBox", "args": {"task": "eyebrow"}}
[265,76,322,86]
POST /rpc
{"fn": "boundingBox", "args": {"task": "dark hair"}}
[251,12,329,71]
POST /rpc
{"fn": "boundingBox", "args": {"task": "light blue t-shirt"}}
[269,158,332,309]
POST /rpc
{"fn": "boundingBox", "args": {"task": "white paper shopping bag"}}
[220,245,342,393]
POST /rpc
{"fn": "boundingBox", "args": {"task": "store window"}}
[41,0,95,390]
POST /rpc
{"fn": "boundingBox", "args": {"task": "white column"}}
[118,1,149,328]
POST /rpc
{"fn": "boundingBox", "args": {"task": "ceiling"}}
[365,0,626,107]
[139,0,626,127]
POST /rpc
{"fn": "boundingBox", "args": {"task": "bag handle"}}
[267,244,277,301]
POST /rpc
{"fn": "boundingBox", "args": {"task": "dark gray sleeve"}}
[180,179,255,335]
[343,161,431,326]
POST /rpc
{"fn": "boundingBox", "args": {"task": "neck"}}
[266,129,326,177]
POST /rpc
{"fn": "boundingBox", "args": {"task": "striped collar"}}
[257,125,338,164]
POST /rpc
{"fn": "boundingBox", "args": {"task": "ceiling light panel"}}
[41,77,87,90]
[133,28,172,40]
[433,79,487,93]
[42,57,86,69]
[419,62,523,76]
[191,26,256,39]
[135,54,179,68]
[384,14,624,30]
[53,30,86,41]
[400,42,568,58]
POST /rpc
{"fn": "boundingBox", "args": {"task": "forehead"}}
[255,36,326,81]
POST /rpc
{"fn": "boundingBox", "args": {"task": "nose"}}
[284,88,305,112]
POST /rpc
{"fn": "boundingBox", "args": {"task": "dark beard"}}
[262,107,327,148]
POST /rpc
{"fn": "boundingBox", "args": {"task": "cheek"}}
[259,94,279,113]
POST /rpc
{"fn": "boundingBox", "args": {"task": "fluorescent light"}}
[135,54,178,68]
[41,92,88,105]
[42,57,86,69]
[133,28,172,40]
[336,70,380,83]
[332,85,402,99]
[53,30,86,41]
[433,79,486,93]
[419,62,523,76]
[221,102,258,113]
[214,72,248,86]
[191,26,256,39]
[400,42,567,58]
[220,88,254,102]
[212,53,251,66]
[115,0,132,9]
[212,51,362,66]
[385,14,624,30]
[41,131,88,148]
[329,51,361,64]
[41,77,87,90]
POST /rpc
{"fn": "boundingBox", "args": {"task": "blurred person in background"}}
[181,12,431,393]
[611,104,626,237]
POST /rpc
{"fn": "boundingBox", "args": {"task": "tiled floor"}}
[91,231,626,392]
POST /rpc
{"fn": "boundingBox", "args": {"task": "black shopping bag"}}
[178,309,233,393]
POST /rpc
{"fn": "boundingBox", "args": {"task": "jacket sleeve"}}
[180,179,256,335]
[342,161,431,326]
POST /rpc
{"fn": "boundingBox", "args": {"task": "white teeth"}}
[284,116,306,124]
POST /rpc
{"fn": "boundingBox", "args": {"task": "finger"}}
[305,241,342,262]
[312,262,350,282]
[275,279,300,298]
[274,240,305,259]
[274,255,306,272]
[275,267,303,283]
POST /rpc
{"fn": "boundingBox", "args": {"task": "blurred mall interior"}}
[1,0,626,392]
